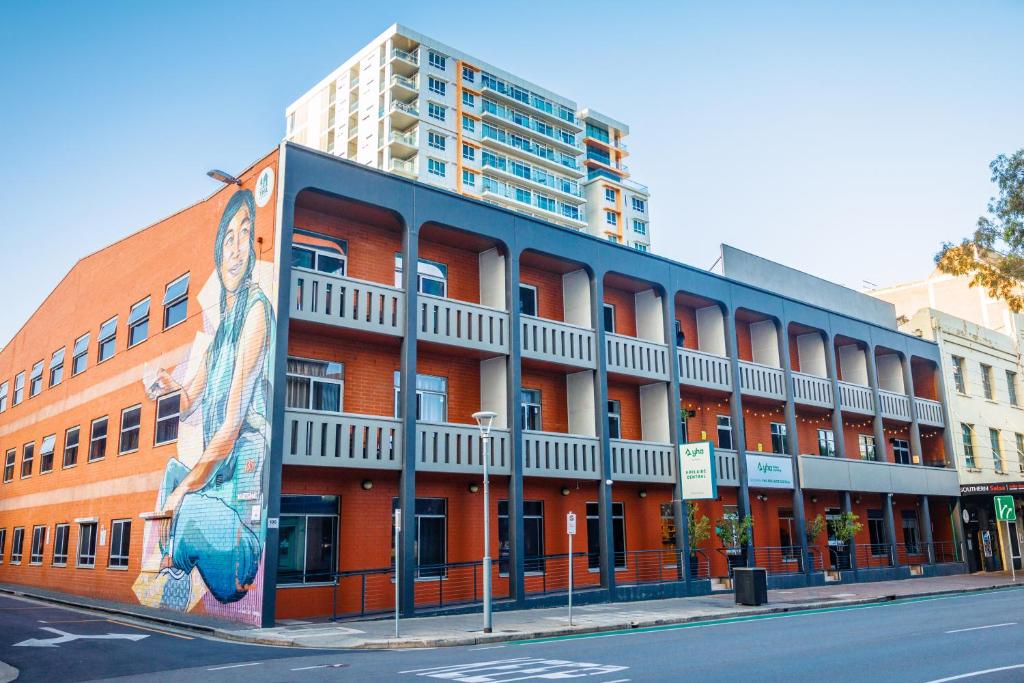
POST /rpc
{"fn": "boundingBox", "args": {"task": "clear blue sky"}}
[1,1,1021,344]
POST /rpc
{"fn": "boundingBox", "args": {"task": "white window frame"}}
[0,381,7,413]
[462,143,476,161]
[858,434,877,461]
[893,438,911,465]
[97,316,117,363]
[427,102,446,122]
[119,404,142,454]
[20,442,34,479]
[632,219,647,235]
[951,355,966,393]
[39,434,56,474]
[519,283,538,317]
[3,449,15,483]
[605,210,617,226]
[155,393,181,446]
[29,361,43,397]
[52,523,69,566]
[604,188,616,202]
[30,525,45,565]
[428,50,446,70]
[63,426,80,468]
[108,519,131,569]
[49,347,65,387]
[127,297,150,348]
[427,130,446,151]
[286,358,344,413]
[607,400,622,440]
[77,522,97,568]
[632,196,647,213]
[162,273,190,330]
[962,423,976,468]
[462,169,476,187]
[427,158,446,177]
[427,75,446,96]
[72,333,90,376]
[991,428,1004,473]
[13,372,24,405]
[11,527,24,564]
[981,363,994,400]
[89,417,108,462]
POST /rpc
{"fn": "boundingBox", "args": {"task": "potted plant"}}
[716,513,753,575]
[827,512,862,571]
[688,502,712,576]
[804,514,826,571]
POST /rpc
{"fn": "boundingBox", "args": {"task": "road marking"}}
[14,626,148,648]
[107,620,194,640]
[945,622,1016,634]
[926,663,1024,682]
[38,619,107,624]
[470,645,507,650]
[291,664,348,671]
[207,662,262,671]
[400,658,628,680]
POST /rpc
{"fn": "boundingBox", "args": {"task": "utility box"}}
[733,567,768,606]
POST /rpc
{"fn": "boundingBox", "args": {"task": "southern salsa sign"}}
[680,441,717,500]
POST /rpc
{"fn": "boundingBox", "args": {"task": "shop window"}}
[498,500,544,575]
[277,496,339,584]
[392,498,447,578]
[586,501,625,570]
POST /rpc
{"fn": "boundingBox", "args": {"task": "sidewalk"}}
[221,573,1024,649]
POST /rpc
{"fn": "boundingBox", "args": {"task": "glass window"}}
[39,434,56,474]
[427,130,445,150]
[427,76,445,96]
[519,284,537,317]
[427,102,446,122]
[981,363,994,400]
[155,393,181,445]
[1008,371,1019,406]
[893,438,911,465]
[632,197,647,213]
[11,528,24,563]
[462,143,476,161]
[72,333,90,375]
[858,434,876,461]
[120,405,141,454]
[901,510,920,555]
[29,361,43,397]
[13,372,24,405]
[770,422,787,454]
[98,316,117,362]
[286,358,343,412]
[607,400,621,439]
[0,381,7,412]
[63,427,80,468]
[991,428,1004,473]
[605,211,617,226]
[951,355,966,393]
[1017,433,1024,474]
[394,254,448,297]
[867,509,886,555]
[52,524,69,565]
[77,522,97,567]
[163,274,190,329]
[961,423,976,468]
[462,169,476,187]
[604,188,616,202]
[515,187,531,204]
[30,525,45,564]
[717,415,733,450]
[778,508,798,559]
[498,500,544,574]
[632,219,647,235]
[817,429,835,457]
[428,50,446,70]
[291,231,347,276]
[89,417,108,461]
[586,501,625,570]
[3,449,14,483]
[462,91,475,107]
[392,498,447,578]
[0,528,5,563]
[602,303,616,333]
[427,158,446,177]
[49,347,65,386]
[127,298,150,347]
[108,520,131,568]
[393,372,448,422]
[462,65,475,82]
[278,495,339,584]
[521,389,542,431]
[20,442,34,479]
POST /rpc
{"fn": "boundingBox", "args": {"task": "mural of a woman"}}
[138,189,275,612]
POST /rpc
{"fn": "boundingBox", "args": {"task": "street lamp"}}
[472,410,498,634]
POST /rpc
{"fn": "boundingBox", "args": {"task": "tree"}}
[936,149,1024,310]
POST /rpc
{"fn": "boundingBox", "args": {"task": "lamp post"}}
[472,410,498,634]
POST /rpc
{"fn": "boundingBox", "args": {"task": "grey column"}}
[823,335,847,459]
[398,223,420,617]
[662,289,690,586]
[842,491,858,576]
[884,493,900,567]
[776,320,809,573]
[864,346,888,462]
[920,495,934,564]
[506,252,526,604]
[723,308,753,564]
[901,356,924,462]
[591,275,616,595]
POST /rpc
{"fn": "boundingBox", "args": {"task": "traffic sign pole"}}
[567,512,577,626]
[394,508,401,637]
[994,496,1017,582]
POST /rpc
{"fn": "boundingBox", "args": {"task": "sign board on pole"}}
[566,512,577,535]
[995,495,1017,522]
[680,441,717,500]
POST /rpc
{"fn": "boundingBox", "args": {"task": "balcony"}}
[479,103,583,155]
[389,99,419,128]
[877,389,912,421]
[283,410,402,470]
[390,74,418,97]
[522,431,600,479]
[389,157,417,178]
[914,398,945,427]
[390,48,419,77]
[417,294,509,355]
[388,129,418,159]
[605,333,671,381]
[838,381,874,415]
[715,448,740,486]
[290,270,404,337]
[676,347,731,393]
[520,316,596,369]
[738,361,785,401]
[792,372,833,409]
[609,439,675,483]
[798,454,959,496]
[416,421,511,476]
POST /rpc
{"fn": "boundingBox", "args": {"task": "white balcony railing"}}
[291,270,404,336]
[390,100,419,117]
[389,129,417,147]
[838,381,874,414]
[792,372,834,409]
[878,389,912,421]
[914,398,945,427]
[417,294,509,354]
[738,360,786,400]
[520,316,596,368]
[677,348,731,392]
[391,47,419,65]
[416,422,511,475]
[522,431,600,479]
[609,439,675,483]
[715,448,739,486]
[390,157,416,175]
[390,74,418,90]
[284,410,402,470]
[605,333,670,381]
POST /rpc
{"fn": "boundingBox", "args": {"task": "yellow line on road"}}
[106,620,194,640]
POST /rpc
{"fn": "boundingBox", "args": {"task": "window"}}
[817,429,836,457]
[53,524,69,565]
[867,510,887,555]
[77,522,97,567]
[462,91,475,107]
[901,510,920,555]
[770,423,787,454]
[893,438,911,465]
[951,355,966,393]
[392,498,447,578]
[605,210,617,226]
[162,274,190,329]
[633,242,649,252]
[499,500,544,574]
[633,219,648,236]
[462,169,476,187]
[21,442,34,478]
[427,102,446,121]
[11,528,24,564]
[632,197,647,213]
[1017,433,1024,474]
[607,400,621,439]
[521,389,542,431]
[39,434,55,473]
[3,449,15,483]
[1009,371,1019,406]
[393,372,448,422]
[89,417,108,461]
[13,372,24,405]
[63,427,80,468]
[462,115,476,132]
[72,333,90,375]
[427,76,445,96]
[49,347,65,386]
[97,316,117,362]
[0,528,5,564]
[717,415,733,450]
[515,187,532,204]
[427,131,446,150]
[462,65,475,82]
[108,519,131,568]
[778,508,798,560]
[0,381,6,412]
[519,284,537,317]
[30,525,45,564]
[602,303,616,333]
[673,320,685,348]
[155,393,181,445]
[428,50,446,70]
[679,410,689,443]
[119,405,141,454]
[127,298,150,347]
[427,158,446,177]
[278,496,339,584]
[981,363,994,399]
[29,361,43,397]
[604,188,616,202]
[394,254,448,297]
[991,428,1004,473]
[962,423,976,467]
[536,194,556,212]
[858,434,876,461]
[586,501,625,570]
[462,143,476,161]
[286,358,343,412]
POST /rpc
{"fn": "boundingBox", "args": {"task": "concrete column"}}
[398,223,420,616]
[662,289,690,586]
[901,356,924,463]
[506,252,526,604]
[864,347,888,462]
[920,495,934,564]
[884,493,900,567]
[776,320,809,574]
[591,275,616,595]
[823,336,847,460]
[724,309,753,564]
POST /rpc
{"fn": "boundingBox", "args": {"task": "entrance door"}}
[1008,521,1022,571]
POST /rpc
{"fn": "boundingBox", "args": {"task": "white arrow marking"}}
[14,626,149,648]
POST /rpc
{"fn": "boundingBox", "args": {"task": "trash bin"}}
[733,567,768,606]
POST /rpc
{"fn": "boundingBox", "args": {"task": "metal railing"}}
[751,546,824,574]
[713,548,749,577]
[923,541,960,564]
[856,543,894,569]
[413,560,511,611]
[329,567,395,621]
[617,549,688,587]
[520,551,601,597]
[826,545,853,571]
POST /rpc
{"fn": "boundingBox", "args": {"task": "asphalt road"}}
[3,588,1024,682]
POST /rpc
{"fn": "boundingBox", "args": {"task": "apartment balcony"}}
[479,180,588,228]
[390,73,419,98]
[389,99,419,129]
[479,106,583,156]
[479,160,585,203]
[792,372,834,409]
[715,448,740,486]
[417,293,509,355]
[416,421,511,476]
[605,333,671,381]
[520,315,596,369]
[290,269,405,337]
[798,454,959,496]
[283,410,402,470]
[914,398,945,427]
[479,79,583,133]
[877,389,912,422]
[390,47,419,76]
[738,360,786,401]
[522,431,600,479]
[838,380,874,415]
[609,439,675,483]
[676,347,732,393]
[388,128,418,159]
[389,157,417,178]
[479,129,585,178]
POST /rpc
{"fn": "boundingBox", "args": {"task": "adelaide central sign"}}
[680,441,718,500]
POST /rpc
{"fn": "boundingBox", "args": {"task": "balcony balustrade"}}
[416,422,511,475]
[284,410,402,470]
[522,431,600,479]
[738,360,785,401]
[677,348,731,392]
[417,294,509,355]
[877,389,912,421]
[715,448,739,486]
[914,398,945,427]
[520,316,596,369]
[605,333,670,381]
[609,439,675,483]
[838,381,874,414]
[791,372,834,409]
[798,454,958,496]
[290,270,404,336]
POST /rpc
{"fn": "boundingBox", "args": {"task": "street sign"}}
[394,508,402,531]
[995,496,1017,522]
[566,512,577,535]
[680,441,717,500]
